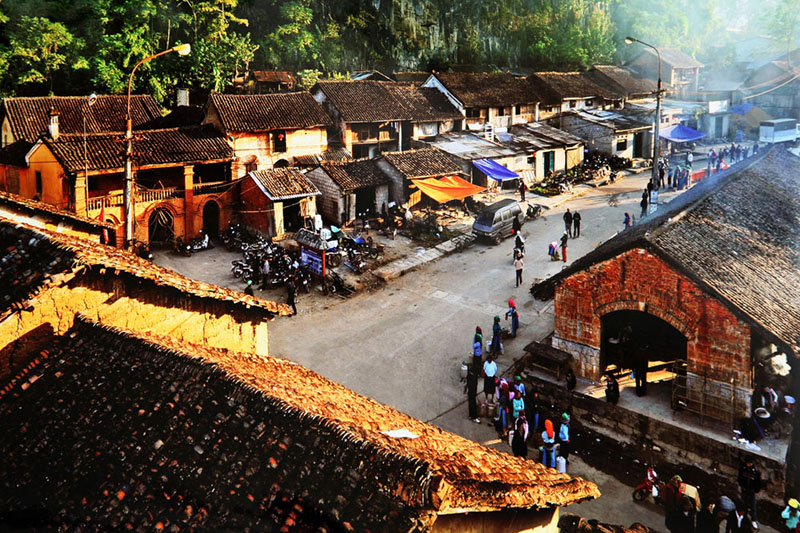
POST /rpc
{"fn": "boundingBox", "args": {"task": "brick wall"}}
[306,167,343,224]
[553,248,752,417]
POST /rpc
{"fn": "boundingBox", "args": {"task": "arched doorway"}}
[202,201,220,237]
[600,310,687,401]
[148,206,174,246]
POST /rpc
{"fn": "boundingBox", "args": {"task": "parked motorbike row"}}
[231,246,312,294]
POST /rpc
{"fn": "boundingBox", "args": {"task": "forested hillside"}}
[0,0,789,101]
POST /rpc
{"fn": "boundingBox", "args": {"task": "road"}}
[155,168,772,532]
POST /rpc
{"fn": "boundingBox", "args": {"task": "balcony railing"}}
[193,181,229,195]
[352,130,396,143]
[86,187,181,212]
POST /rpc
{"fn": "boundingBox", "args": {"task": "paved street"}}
[155,168,773,532]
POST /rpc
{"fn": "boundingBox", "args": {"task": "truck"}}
[759,118,799,144]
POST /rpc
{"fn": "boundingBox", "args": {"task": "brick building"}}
[534,149,800,427]
[0,121,234,246]
[0,217,600,532]
[241,167,320,236]
[311,80,462,159]
[203,92,332,176]
[627,48,703,99]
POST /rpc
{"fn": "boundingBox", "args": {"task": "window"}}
[466,108,482,118]
[497,107,510,117]
[569,100,577,109]
[616,138,628,152]
[514,105,521,115]
[35,171,43,195]
[271,130,287,153]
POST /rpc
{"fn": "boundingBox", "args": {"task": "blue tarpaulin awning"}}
[473,159,519,181]
[659,124,706,143]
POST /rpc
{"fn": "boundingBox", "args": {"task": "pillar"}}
[183,165,194,238]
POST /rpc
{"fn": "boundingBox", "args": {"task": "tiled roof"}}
[315,80,460,123]
[589,66,656,97]
[559,108,650,132]
[249,168,320,200]
[0,190,116,230]
[207,92,332,132]
[43,125,233,173]
[292,146,353,166]
[382,147,463,178]
[430,72,537,107]
[250,70,296,84]
[528,72,622,103]
[509,122,585,150]
[0,139,34,166]
[1,95,162,142]
[536,148,800,354]
[0,316,598,530]
[385,84,462,121]
[0,216,290,320]
[320,159,391,191]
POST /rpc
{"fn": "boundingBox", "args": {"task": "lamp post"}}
[123,43,191,248]
[83,93,97,215]
[625,36,662,191]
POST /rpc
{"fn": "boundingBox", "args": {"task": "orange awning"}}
[411,176,485,203]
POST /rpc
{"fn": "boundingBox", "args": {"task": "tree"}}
[5,16,84,94]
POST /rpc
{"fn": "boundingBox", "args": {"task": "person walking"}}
[506,299,520,337]
[634,351,648,396]
[563,209,573,237]
[244,279,255,296]
[572,210,581,238]
[640,190,648,218]
[286,279,297,316]
[687,151,694,169]
[624,212,631,229]
[483,354,498,404]
[541,419,557,468]
[560,231,568,262]
[512,390,525,421]
[260,256,271,289]
[510,413,529,458]
[605,373,619,404]
[514,253,524,287]
[738,457,762,527]
[465,365,480,423]
[490,316,503,355]
[781,498,799,531]
[518,179,526,202]
[472,327,483,370]
[726,500,753,533]
[558,413,571,461]
[527,391,541,432]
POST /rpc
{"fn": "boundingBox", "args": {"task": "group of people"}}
[707,142,756,175]
[546,208,581,262]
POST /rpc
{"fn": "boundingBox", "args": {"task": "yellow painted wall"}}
[230,128,327,177]
[25,143,69,208]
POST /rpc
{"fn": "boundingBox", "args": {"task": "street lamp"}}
[123,43,191,248]
[625,36,662,192]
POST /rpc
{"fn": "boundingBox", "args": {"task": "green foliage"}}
[0,0,786,100]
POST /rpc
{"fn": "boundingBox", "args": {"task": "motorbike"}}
[632,466,663,504]
[513,234,525,262]
[323,270,353,297]
[189,232,213,253]
[174,236,192,257]
[525,203,543,221]
[132,240,153,261]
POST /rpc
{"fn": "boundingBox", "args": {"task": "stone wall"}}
[523,370,787,504]
[306,167,343,224]
[554,248,752,418]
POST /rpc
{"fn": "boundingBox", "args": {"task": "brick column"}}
[183,165,194,238]
[74,173,88,216]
